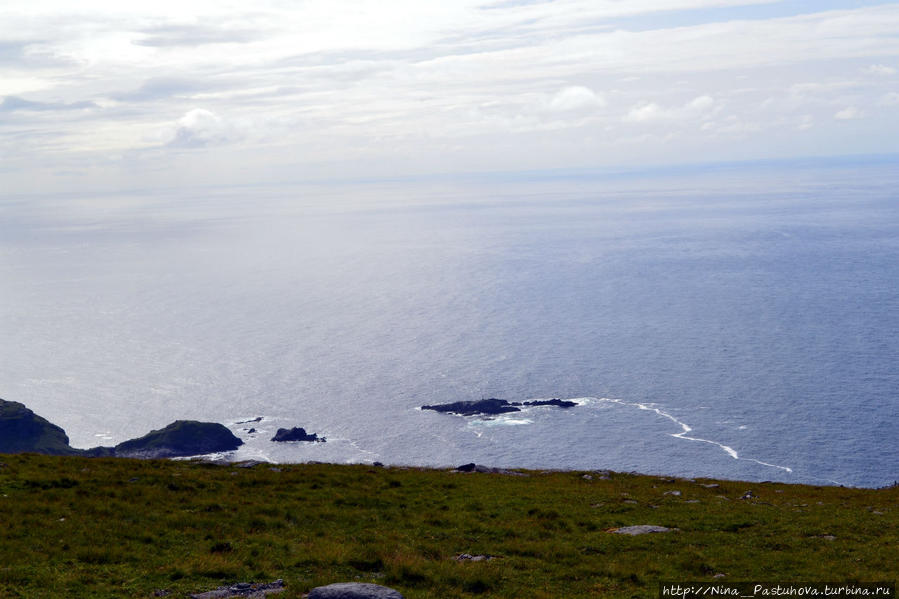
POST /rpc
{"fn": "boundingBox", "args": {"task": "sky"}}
[1,0,898,194]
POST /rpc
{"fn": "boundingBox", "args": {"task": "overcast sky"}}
[2,0,898,193]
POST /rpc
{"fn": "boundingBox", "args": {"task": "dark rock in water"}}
[421,398,521,416]
[189,579,285,598]
[114,421,243,459]
[236,416,263,425]
[520,398,578,409]
[271,427,323,443]
[307,582,403,599]
[0,398,79,455]
[422,397,578,416]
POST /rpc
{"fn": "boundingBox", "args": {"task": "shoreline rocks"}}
[114,421,243,459]
[0,398,79,456]
[1,398,242,460]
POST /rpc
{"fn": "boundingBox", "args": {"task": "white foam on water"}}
[582,397,793,474]
[468,416,534,428]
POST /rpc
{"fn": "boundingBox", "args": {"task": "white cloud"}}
[166,109,239,147]
[547,86,604,112]
[624,102,667,122]
[865,64,897,76]
[3,1,899,191]
[700,117,760,136]
[686,95,715,112]
[624,96,716,123]
[834,106,863,120]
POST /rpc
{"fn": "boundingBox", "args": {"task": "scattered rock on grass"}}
[610,525,674,535]
[189,579,285,598]
[307,582,404,599]
[455,553,498,562]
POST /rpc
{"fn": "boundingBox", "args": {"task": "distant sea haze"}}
[2,158,897,487]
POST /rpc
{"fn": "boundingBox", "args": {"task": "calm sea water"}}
[2,160,897,487]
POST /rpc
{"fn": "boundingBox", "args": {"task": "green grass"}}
[0,454,895,598]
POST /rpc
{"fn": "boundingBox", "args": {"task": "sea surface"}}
[2,158,897,487]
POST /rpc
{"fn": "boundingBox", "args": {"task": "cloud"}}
[686,95,715,112]
[623,96,715,123]
[865,64,897,76]
[624,102,667,122]
[834,106,863,120]
[166,108,239,147]
[0,95,97,112]
[796,114,813,130]
[547,85,605,112]
[115,77,209,102]
[700,117,760,136]
[134,24,265,48]
[3,1,899,191]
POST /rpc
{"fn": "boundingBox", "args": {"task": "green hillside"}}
[0,454,895,598]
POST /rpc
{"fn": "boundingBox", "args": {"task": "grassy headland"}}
[0,454,895,598]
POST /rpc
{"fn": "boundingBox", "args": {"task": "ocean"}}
[2,158,897,487]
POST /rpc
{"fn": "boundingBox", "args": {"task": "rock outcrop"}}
[114,421,243,459]
[521,398,578,409]
[1,399,243,460]
[270,427,324,443]
[0,398,79,455]
[422,398,521,416]
[421,397,577,416]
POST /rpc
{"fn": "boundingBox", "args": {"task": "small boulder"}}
[455,553,497,562]
[455,463,481,472]
[189,579,284,598]
[307,582,404,599]
[610,525,673,535]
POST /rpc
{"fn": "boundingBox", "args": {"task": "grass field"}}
[0,454,895,598]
